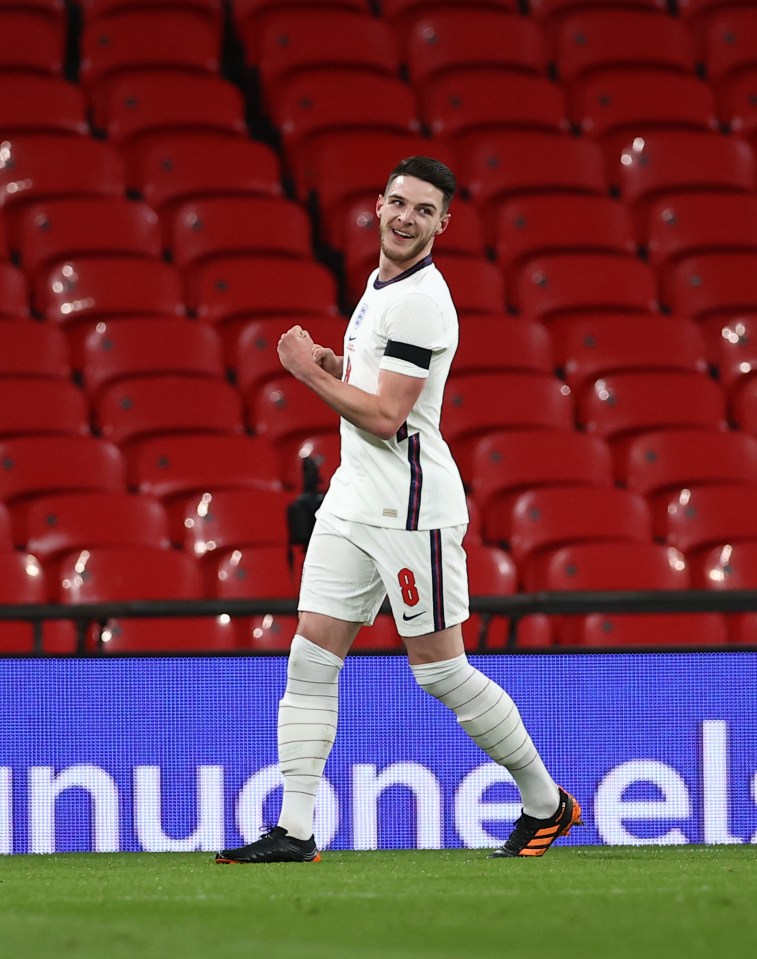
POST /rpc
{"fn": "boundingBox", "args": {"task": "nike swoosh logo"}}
[402,611,426,621]
[347,335,356,341]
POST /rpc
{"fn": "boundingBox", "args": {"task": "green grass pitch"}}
[2,846,756,959]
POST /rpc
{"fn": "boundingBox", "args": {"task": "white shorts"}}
[298,511,470,638]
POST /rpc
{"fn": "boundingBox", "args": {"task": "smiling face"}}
[376,174,450,279]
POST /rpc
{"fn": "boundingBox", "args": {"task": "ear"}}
[376,193,385,217]
[435,212,451,236]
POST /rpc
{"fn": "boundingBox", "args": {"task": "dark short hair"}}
[385,156,456,212]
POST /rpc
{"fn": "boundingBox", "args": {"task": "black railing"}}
[3,589,757,654]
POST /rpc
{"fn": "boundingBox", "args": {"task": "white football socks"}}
[277,634,344,840]
[411,654,560,820]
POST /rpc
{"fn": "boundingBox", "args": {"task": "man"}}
[216,156,581,864]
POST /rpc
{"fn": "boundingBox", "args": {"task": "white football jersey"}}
[319,255,469,531]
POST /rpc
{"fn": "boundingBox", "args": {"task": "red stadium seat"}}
[541,540,689,592]
[0,378,89,439]
[79,9,221,96]
[459,541,522,652]
[55,543,233,653]
[170,196,313,270]
[441,372,575,485]
[0,435,126,506]
[420,70,569,143]
[577,371,727,450]
[619,428,757,534]
[124,133,283,225]
[0,550,76,655]
[509,485,653,588]
[470,429,614,543]
[0,320,70,379]
[20,489,169,562]
[536,539,726,649]
[94,375,244,448]
[35,257,185,346]
[613,131,756,235]
[236,612,297,653]
[691,539,757,644]
[513,254,658,320]
[95,613,240,653]
[0,135,125,217]
[189,256,339,332]
[126,434,283,504]
[13,198,161,283]
[712,316,757,394]
[0,9,65,75]
[271,70,420,161]
[662,483,757,558]
[0,74,88,137]
[432,256,507,315]
[80,317,225,394]
[0,263,30,318]
[726,378,757,435]
[0,500,13,546]
[494,194,635,281]
[458,131,607,232]
[551,314,708,391]
[660,252,757,322]
[405,9,547,86]
[234,316,346,394]
[454,317,553,378]
[92,70,247,144]
[565,611,728,647]
[232,0,368,33]
[79,0,223,25]
[166,487,291,558]
[246,375,339,471]
[57,543,200,601]
[700,8,757,82]
[208,544,297,599]
[693,540,757,589]
[716,67,757,145]
[382,0,517,37]
[645,192,757,269]
[553,9,696,83]
[569,68,718,158]
[248,10,400,109]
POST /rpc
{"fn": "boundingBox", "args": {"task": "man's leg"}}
[276,614,360,839]
[406,625,560,818]
[406,625,582,857]
[215,614,359,865]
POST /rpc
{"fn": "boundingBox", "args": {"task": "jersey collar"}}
[373,254,434,290]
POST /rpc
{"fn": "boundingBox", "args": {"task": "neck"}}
[377,242,434,283]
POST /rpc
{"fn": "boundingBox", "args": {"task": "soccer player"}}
[215,157,581,864]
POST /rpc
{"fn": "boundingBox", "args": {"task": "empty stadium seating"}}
[13,197,162,282]
[508,485,653,590]
[80,317,225,393]
[126,434,283,506]
[0,320,70,379]
[550,314,709,391]
[4,0,757,655]
[470,429,614,542]
[93,374,245,448]
[441,372,575,485]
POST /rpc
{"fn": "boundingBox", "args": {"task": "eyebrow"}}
[386,191,439,213]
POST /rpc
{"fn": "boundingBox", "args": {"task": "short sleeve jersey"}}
[319,255,469,531]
